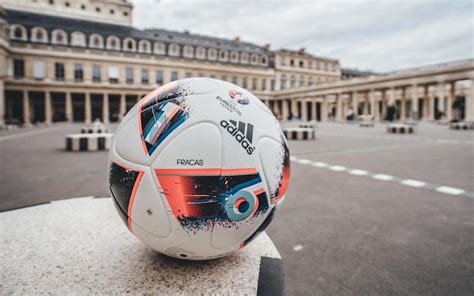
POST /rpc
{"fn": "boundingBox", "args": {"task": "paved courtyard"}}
[1,122,473,295]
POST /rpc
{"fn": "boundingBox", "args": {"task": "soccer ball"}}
[108,78,290,260]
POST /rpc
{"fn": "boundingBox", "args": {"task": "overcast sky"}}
[130,0,473,72]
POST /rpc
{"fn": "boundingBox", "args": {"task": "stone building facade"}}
[0,0,340,125]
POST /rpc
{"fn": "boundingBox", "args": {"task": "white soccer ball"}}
[108,78,290,260]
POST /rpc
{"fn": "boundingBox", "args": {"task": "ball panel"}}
[257,136,291,204]
[129,168,172,238]
[151,122,222,169]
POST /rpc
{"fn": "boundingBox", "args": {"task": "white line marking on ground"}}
[312,162,328,168]
[296,158,472,198]
[293,245,303,251]
[329,165,346,171]
[349,169,368,176]
[401,179,426,188]
[372,174,394,181]
[436,186,465,195]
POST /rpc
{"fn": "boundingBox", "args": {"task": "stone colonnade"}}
[6,89,148,125]
[267,79,474,122]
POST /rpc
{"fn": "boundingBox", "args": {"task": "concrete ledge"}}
[0,197,283,295]
[449,121,474,130]
[65,133,114,151]
[387,123,415,134]
[283,127,316,140]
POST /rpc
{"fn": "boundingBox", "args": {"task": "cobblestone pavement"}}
[1,122,473,295]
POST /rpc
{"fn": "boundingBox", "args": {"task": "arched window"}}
[230,51,239,63]
[183,45,194,58]
[207,48,217,60]
[195,47,206,59]
[71,31,86,47]
[153,41,166,55]
[51,29,68,45]
[122,37,136,52]
[138,40,151,53]
[89,34,104,49]
[240,52,249,64]
[250,54,259,65]
[260,55,268,65]
[31,27,48,43]
[106,35,120,50]
[10,24,27,41]
[218,50,228,61]
[168,43,180,57]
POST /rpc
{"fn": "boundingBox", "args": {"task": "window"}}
[242,77,248,88]
[185,72,192,78]
[290,59,294,66]
[110,9,115,14]
[13,59,24,78]
[36,31,43,41]
[81,4,86,9]
[280,75,286,90]
[270,79,275,91]
[230,51,239,63]
[299,60,304,68]
[71,32,86,47]
[153,42,166,55]
[14,27,23,39]
[207,48,217,60]
[33,60,46,79]
[55,62,64,80]
[232,76,238,85]
[221,75,227,81]
[108,66,119,83]
[96,7,100,12]
[169,43,180,57]
[126,67,133,84]
[141,69,149,84]
[156,70,163,84]
[252,78,257,90]
[171,71,178,81]
[240,53,249,64]
[139,40,151,53]
[196,47,206,59]
[90,34,103,49]
[107,36,120,50]
[210,74,216,79]
[92,65,101,82]
[123,11,128,16]
[299,76,305,87]
[74,64,83,82]
[262,78,266,91]
[52,29,67,45]
[290,76,296,88]
[123,38,136,51]
[183,45,194,58]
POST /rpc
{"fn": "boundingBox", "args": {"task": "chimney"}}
[233,36,240,45]
[298,47,305,55]
[264,43,271,51]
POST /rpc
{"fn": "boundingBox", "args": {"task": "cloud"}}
[130,0,473,72]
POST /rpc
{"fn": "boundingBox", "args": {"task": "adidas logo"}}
[220,119,256,155]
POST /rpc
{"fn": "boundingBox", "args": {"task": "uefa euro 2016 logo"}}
[229,90,250,105]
